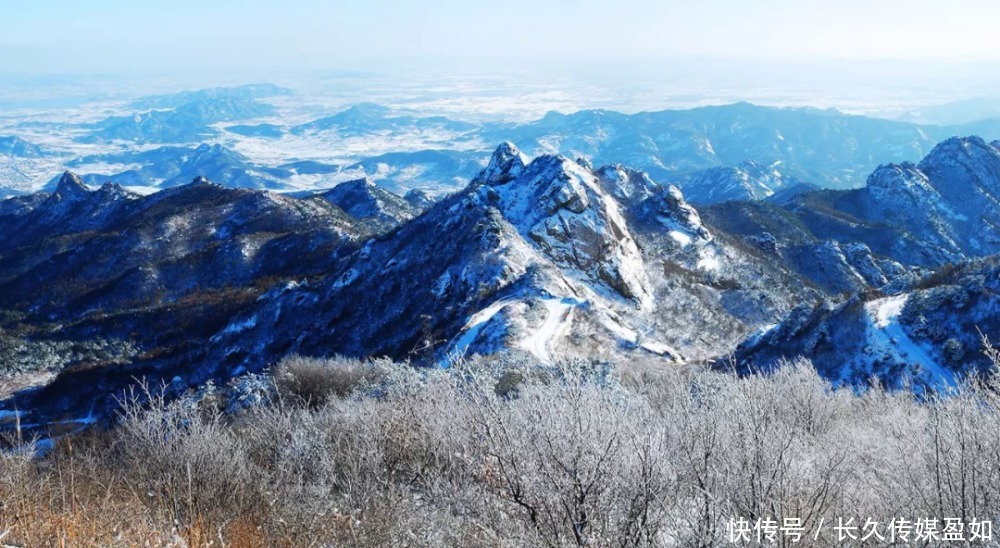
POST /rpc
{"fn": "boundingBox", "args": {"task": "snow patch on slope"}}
[863,294,956,389]
[447,298,515,362]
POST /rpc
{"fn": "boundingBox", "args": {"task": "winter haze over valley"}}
[4,1,1000,545]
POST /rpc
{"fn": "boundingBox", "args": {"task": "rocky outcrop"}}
[477,144,652,305]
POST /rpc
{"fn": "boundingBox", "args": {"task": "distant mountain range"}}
[290,102,477,136]
[61,143,288,190]
[0,135,50,158]
[8,89,1000,199]
[478,104,1000,190]
[76,85,284,144]
[128,83,290,110]
[896,97,1000,126]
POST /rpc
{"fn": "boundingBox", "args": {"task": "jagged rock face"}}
[916,137,1000,252]
[866,163,941,213]
[594,164,660,206]
[477,146,652,305]
[841,243,909,289]
[701,198,922,294]
[206,144,761,375]
[476,141,528,184]
[837,137,1000,261]
[320,177,417,229]
[595,161,714,252]
[683,160,790,205]
[637,185,712,245]
[786,240,912,294]
[51,171,91,200]
[203,191,569,372]
[861,163,965,257]
[203,143,815,377]
[704,136,1000,286]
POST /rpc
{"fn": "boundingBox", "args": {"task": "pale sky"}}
[2,0,999,75]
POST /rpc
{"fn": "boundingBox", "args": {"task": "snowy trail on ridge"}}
[517,297,584,364]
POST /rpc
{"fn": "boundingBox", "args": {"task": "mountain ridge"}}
[2,134,1000,433]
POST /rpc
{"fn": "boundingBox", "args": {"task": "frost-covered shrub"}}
[7,354,1000,546]
[226,372,274,413]
[272,354,387,407]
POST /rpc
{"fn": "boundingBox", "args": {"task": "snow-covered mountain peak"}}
[53,171,91,201]
[181,175,224,190]
[595,164,661,205]
[919,135,996,166]
[477,141,528,185]
[478,152,652,306]
[95,181,137,202]
[917,135,1000,193]
[346,176,378,188]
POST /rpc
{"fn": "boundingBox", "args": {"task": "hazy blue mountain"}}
[0,135,56,196]
[129,83,290,109]
[61,143,289,189]
[79,94,278,144]
[0,135,50,158]
[276,159,341,175]
[225,123,284,138]
[702,136,1000,298]
[897,97,1000,125]
[344,149,484,194]
[683,160,795,204]
[764,182,822,204]
[481,103,976,190]
[20,99,1000,201]
[290,103,477,136]
[737,256,1000,392]
[403,188,435,210]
